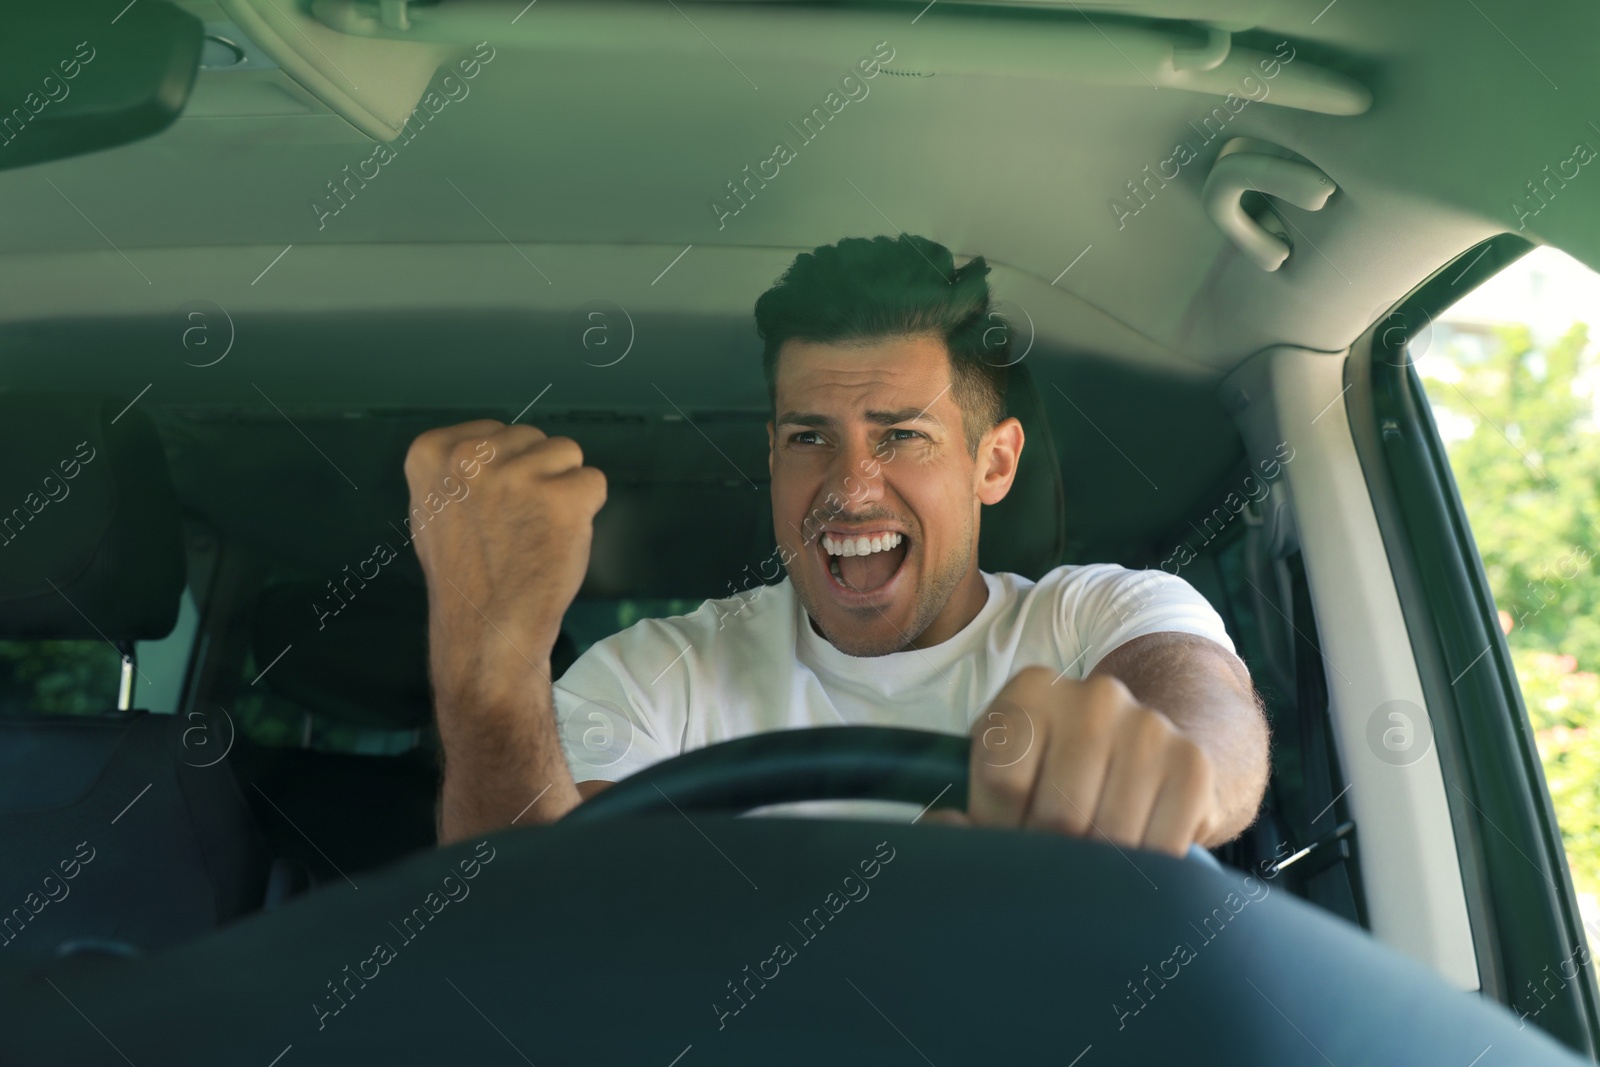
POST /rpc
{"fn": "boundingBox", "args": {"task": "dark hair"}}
[754,234,1010,456]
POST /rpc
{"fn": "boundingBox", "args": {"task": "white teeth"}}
[822,532,903,556]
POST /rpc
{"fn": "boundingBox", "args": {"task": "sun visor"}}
[289,0,1371,117]
[217,0,465,140]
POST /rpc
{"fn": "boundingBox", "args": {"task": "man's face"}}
[768,333,1021,656]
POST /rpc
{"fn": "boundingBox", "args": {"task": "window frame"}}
[1346,232,1600,1055]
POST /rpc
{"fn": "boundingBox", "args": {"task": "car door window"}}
[0,639,119,717]
[1414,245,1600,950]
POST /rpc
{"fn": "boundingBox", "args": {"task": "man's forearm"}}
[433,663,583,845]
[1090,632,1271,845]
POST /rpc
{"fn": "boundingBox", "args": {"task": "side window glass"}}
[562,598,708,657]
[0,639,120,717]
[1414,246,1600,946]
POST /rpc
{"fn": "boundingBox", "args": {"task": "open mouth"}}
[819,530,911,596]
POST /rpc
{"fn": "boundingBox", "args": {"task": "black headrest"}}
[0,394,185,640]
[978,362,1067,579]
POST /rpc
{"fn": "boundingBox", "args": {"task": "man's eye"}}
[888,429,924,441]
[790,431,824,446]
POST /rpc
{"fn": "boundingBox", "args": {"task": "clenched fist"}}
[942,665,1225,858]
[405,420,605,677]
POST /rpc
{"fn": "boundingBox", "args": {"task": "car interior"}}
[2,0,1599,1063]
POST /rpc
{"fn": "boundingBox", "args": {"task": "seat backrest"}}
[251,579,435,735]
[0,393,270,966]
[0,712,271,962]
[235,579,439,880]
[231,579,579,881]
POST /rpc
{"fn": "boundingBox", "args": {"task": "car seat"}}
[0,393,272,968]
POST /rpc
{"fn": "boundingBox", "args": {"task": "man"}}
[406,233,1270,856]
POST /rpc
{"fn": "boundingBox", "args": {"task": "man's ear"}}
[767,420,775,477]
[976,417,1024,506]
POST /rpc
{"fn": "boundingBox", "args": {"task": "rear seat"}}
[229,579,441,883]
[228,580,579,884]
[0,394,272,967]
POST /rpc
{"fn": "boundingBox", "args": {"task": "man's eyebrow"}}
[775,408,944,427]
[865,407,943,427]
[777,411,832,428]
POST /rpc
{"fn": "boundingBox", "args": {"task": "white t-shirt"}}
[552,563,1238,792]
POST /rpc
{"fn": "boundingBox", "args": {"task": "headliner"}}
[0,0,1591,398]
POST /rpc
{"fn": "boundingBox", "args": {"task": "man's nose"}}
[827,435,885,507]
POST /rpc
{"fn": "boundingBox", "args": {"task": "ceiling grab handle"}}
[1169,26,1232,73]
[1202,151,1336,271]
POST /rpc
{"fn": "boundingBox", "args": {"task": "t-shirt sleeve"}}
[1061,564,1239,678]
[550,620,687,784]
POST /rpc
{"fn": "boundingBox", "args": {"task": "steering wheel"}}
[562,726,969,822]
[563,725,1224,868]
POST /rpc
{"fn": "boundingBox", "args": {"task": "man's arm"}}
[434,666,579,845]
[1087,631,1270,845]
[406,420,607,845]
[959,634,1270,857]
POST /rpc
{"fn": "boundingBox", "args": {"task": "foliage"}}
[1517,648,1600,895]
[0,639,119,717]
[1422,320,1600,900]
